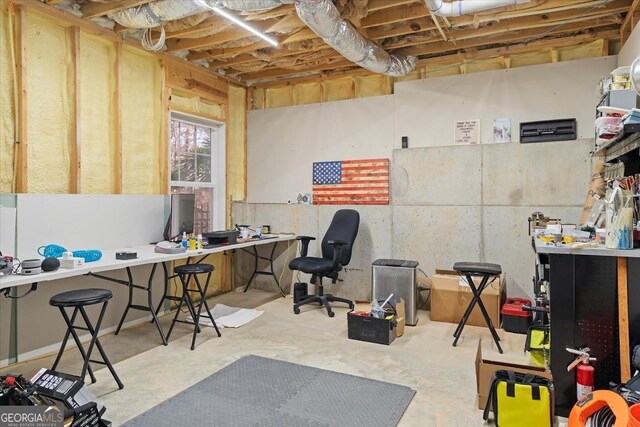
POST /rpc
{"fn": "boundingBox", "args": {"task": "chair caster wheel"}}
[294,308,300,314]
[328,311,335,318]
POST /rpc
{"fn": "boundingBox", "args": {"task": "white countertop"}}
[0,235,296,290]
[534,238,640,258]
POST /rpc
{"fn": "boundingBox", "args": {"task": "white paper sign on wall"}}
[454,119,480,145]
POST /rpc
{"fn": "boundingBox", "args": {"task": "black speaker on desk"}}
[42,257,60,272]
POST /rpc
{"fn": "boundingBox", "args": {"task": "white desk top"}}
[534,238,640,258]
[0,234,296,291]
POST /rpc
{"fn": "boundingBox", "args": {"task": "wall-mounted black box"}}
[347,312,397,345]
[520,118,577,143]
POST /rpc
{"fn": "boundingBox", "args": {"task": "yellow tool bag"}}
[483,370,554,427]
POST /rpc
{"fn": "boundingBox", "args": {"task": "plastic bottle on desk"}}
[197,234,203,250]
[182,232,188,249]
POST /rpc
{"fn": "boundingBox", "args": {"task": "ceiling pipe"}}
[294,0,416,77]
[424,0,531,17]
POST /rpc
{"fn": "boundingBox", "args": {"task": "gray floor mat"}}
[122,355,416,427]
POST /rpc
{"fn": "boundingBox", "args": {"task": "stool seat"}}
[50,288,112,307]
[453,262,502,276]
[174,264,213,275]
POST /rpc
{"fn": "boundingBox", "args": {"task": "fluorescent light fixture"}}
[209,6,279,47]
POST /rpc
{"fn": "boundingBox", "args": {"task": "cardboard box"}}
[475,339,552,411]
[430,269,505,328]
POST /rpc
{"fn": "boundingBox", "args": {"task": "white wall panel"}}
[394,57,617,147]
[247,96,394,203]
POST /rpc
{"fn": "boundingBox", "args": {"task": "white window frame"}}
[169,111,226,232]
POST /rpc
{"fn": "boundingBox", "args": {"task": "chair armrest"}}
[327,240,348,266]
[296,236,316,257]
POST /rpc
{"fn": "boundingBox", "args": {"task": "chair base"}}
[293,293,354,317]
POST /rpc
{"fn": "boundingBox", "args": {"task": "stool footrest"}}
[71,326,90,332]
[88,359,107,365]
[129,304,151,312]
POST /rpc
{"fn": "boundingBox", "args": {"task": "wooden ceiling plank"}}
[368,18,436,40]
[164,15,227,40]
[188,41,273,61]
[360,3,431,28]
[266,14,304,33]
[447,0,630,28]
[243,4,295,21]
[368,0,422,12]
[398,21,618,56]
[82,0,149,19]
[166,19,277,52]
[620,0,640,37]
[240,59,353,80]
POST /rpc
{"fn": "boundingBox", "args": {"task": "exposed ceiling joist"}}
[82,0,148,20]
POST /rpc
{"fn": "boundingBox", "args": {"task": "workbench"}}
[535,240,640,416]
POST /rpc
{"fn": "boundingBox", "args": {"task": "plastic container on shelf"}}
[595,116,623,138]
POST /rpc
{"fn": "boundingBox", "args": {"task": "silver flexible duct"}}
[424,0,531,17]
[294,0,416,76]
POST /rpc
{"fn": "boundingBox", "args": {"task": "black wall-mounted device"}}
[520,118,577,143]
[401,136,409,148]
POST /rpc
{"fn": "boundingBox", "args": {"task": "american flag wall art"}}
[312,158,390,205]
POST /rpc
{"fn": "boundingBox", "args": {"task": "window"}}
[169,112,225,234]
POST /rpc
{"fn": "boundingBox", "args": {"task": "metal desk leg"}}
[242,242,286,297]
[112,265,168,345]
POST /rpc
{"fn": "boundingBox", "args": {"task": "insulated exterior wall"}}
[79,33,115,193]
[26,13,71,193]
[0,3,15,193]
[228,85,246,203]
[121,47,162,194]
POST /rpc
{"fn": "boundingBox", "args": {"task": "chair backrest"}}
[321,209,359,266]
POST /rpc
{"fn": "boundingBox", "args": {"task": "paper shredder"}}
[372,259,419,326]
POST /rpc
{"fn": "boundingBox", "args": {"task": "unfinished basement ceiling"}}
[47,0,638,85]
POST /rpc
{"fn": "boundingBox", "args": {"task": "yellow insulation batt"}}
[26,13,71,193]
[0,3,15,192]
[170,91,224,120]
[227,85,246,203]
[79,33,115,194]
[121,47,162,194]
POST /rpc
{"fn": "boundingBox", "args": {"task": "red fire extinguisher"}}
[567,347,596,400]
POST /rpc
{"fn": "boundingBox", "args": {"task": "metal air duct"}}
[424,0,531,17]
[294,0,416,77]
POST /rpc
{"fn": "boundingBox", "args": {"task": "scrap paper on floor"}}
[188,304,264,328]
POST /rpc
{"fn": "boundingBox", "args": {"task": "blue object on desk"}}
[38,244,102,262]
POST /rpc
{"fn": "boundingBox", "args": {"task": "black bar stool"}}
[166,264,221,350]
[50,288,124,389]
[452,262,503,354]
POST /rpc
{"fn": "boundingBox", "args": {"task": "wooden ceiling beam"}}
[447,0,630,28]
[82,0,149,19]
[265,14,304,33]
[239,59,353,81]
[188,41,273,61]
[164,15,227,40]
[360,3,431,28]
[620,0,640,43]
[166,19,277,52]
[368,0,422,13]
[368,18,436,40]
[247,28,618,87]
[243,4,295,21]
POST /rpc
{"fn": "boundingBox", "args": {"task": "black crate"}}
[503,314,532,334]
[347,312,396,345]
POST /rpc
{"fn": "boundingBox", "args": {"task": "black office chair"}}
[289,209,359,317]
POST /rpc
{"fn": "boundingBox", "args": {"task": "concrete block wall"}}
[233,138,593,302]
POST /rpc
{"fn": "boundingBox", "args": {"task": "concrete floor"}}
[3,290,564,426]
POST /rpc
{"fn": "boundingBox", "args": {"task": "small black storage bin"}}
[347,312,396,345]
